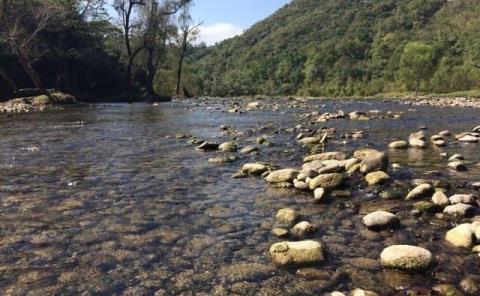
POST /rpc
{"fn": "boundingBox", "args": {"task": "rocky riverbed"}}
[0,98,479,295]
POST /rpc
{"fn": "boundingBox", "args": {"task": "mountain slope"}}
[189,0,480,97]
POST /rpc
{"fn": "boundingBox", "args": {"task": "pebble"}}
[269,240,325,266]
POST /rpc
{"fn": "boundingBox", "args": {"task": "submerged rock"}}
[218,141,237,152]
[291,221,314,238]
[380,245,433,271]
[240,145,259,154]
[388,141,408,149]
[365,171,390,186]
[275,208,298,227]
[269,240,324,266]
[241,163,268,175]
[303,152,347,163]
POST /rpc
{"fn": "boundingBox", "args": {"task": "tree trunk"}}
[16,48,53,101]
[175,33,188,96]
[0,65,19,95]
[145,47,157,96]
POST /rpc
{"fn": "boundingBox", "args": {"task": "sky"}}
[191,0,291,45]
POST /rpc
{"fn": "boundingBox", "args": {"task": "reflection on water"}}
[0,100,479,295]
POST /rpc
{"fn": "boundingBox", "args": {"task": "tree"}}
[0,0,61,98]
[175,5,201,96]
[113,0,191,90]
[399,41,435,93]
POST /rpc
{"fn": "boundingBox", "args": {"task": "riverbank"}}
[0,92,78,113]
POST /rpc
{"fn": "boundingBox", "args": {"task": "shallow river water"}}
[0,98,479,295]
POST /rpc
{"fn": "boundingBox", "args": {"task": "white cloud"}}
[197,23,244,46]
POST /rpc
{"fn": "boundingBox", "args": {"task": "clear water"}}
[0,99,479,295]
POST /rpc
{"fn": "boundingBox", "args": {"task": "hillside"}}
[188,0,480,97]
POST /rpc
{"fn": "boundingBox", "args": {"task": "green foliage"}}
[190,0,480,97]
[399,42,435,92]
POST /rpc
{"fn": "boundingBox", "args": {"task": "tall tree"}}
[175,6,200,96]
[0,0,61,98]
[113,0,191,90]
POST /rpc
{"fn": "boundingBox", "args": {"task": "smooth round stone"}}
[350,289,378,296]
[380,245,433,271]
[241,163,268,175]
[405,184,434,200]
[218,141,237,152]
[432,191,450,207]
[240,145,258,154]
[291,221,314,238]
[389,140,408,149]
[275,208,298,227]
[265,169,299,183]
[449,194,476,205]
[269,240,324,266]
[365,171,390,186]
[313,187,326,203]
[362,211,399,230]
[443,203,475,217]
[409,138,427,148]
[445,223,474,248]
[459,135,479,143]
[309,173,343,190]
[271,228,289,238]
[448,161,467,171]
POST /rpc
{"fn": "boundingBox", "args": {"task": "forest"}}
[0,0,200,102]
[190,0,480,97]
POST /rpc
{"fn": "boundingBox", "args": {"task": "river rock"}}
[449,194,476,205]
[409,131,427,148]
[303,152,347,163]
[445,223,474,248]
[360,150,388,173]
[449,154,464,162]
[269,240,324,266]
[240,145,258,154]
[350,289,378,296]
[218,141,237,152]
[309,173,343,190]
[448,161,467,171]
[459,135,479,143]
[380,245,433,271]
[443,203,475,217]
[405,183,434,200]
[265,169,299,183]
[313,188,326,203]
[196,142,219,151]
[299,136,323,145]
[432,191,450,207]
[276,208,298,227]
[432,284,464,296]
[291,221,314,238]
[362,211,399,230]
[293,179,308,190]
[365,171,390,186]
[388,141,408,149]
[271,228,289,238]
[241,163,268,175]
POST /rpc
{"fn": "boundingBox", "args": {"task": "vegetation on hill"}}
[189,0,480,97]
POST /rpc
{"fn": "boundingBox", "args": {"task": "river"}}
[0,98,479,295]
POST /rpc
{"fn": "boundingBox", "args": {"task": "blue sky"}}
[192,0,290,45]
